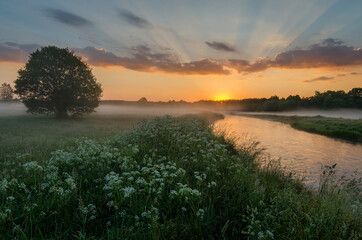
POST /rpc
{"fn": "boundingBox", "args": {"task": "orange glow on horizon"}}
[214,95,232,101]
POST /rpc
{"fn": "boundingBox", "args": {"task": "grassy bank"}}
[0,116,360,239]
[235,114,362,143]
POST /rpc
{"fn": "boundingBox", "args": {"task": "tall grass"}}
[0,116,360,239]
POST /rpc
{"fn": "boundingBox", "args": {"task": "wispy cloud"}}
[304,76,334,83]
[118,9,152,29]
[205,42,236,52]
[350,72,359,75]
[45,9,93,27]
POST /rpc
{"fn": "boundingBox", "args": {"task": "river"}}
[214,114,362,188]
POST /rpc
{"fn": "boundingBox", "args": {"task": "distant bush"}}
[0,83,13,100]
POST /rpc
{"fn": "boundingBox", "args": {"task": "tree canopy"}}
[15,46,102,118]
[0,83,13,100]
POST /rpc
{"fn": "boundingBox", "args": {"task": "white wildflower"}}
[196,209,205,219]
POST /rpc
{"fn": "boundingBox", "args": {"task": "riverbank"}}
[232,113,362,143]
[0,115,360,239]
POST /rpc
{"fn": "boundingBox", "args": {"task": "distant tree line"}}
[101,88,362,112]
[213,88,362,111]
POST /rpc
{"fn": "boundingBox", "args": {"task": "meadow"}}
[0,113,361,239]
[0,114,143,165]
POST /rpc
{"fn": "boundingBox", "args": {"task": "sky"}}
[0,0,361,101]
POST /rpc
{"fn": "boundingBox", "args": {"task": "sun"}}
[214,95,231,101]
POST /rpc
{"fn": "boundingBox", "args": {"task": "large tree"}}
[0,83,13,100]
[15,46,102,118]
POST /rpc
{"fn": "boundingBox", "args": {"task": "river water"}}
[214,115,362,188]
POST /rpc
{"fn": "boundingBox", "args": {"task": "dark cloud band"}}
[0,42,228,75]
[206,42,236,52]
[45,9,93,27]
[304,76,334,83]
[119,9,152,29]
[74,45,229,75]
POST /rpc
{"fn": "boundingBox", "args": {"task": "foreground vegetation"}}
[0,116,360,239]
[237,114,362,143]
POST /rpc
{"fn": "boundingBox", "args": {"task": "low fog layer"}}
[0,102,212,117]
[94,104,211,117]
[0,102,28,116]
[241,109,362,120]
[1,102,361,119]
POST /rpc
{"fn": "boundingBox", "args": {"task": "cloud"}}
[119,9,152,29]
[304,76,334,83]
[45,9,93,27]
[205,42,236,52]
[74,45,229,75]
[320,38,344,47]
[272,38,362,69]
[337,74,346,77]
[227,38,362,73]
[226,58,272,73]
[350,72,359,75]
[0,42,41,63]
[1,38,361,76]
[0,42,227,75]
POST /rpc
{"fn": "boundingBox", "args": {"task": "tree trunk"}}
[55,109,68,119]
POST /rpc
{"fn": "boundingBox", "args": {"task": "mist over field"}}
[1,102,361,120]
[241,108,362,119]
[0,102,28,116]
[93,104,210,117]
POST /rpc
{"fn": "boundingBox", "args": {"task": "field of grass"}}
[0,114,360,239]
[0,111,223,165]
[0,114,144,165]
[235,114,362,143]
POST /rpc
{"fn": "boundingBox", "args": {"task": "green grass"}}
[236,114,362,143]
[292,117,362,143]
[0,114,144,165]
[0,111,223,165]
[0,115,360,239]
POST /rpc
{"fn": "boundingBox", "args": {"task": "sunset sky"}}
[0,0,361,101]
